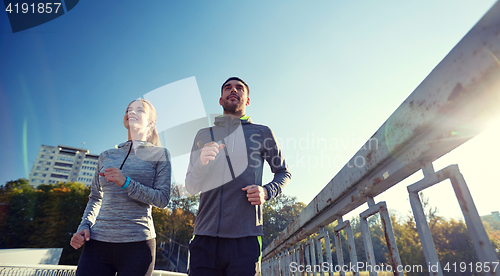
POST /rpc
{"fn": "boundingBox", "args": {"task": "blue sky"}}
[1,0,499,220]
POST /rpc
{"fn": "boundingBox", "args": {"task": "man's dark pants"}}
[189,235,261,276]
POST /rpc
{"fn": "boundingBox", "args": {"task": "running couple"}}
[71,77,291,276]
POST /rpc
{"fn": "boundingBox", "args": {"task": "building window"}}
[40,180,44,183]
[77,162,80,164]
[80,172,94,176]
[57,156,74,162]
[49,156,53,159]
[53,168,70,174]
[34,173,38,176]
[52,151,55,154]
[78,156,82,159]
[42,174,47,177]
[38,161,43,164]
[44,168,49,171]
[51,174,68,179]
[31,179,35,182]
[41,155,45,158]
[46,162,51,165]
[36,166,41,170]
[54,162,72,168]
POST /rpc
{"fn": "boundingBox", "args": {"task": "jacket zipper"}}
[216,185,224,235]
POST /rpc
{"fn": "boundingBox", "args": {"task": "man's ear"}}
[219,97,223,106]
[246,97,250,106]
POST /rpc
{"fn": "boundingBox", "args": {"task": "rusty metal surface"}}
[407,164,498,276]
[407,164,450,276]
[315,235,325,276]
[379,204,403,276]
[345,222,360,276]
[450,167,499,275]
[321,228,334,275]
[409,191,443,276]
[310,238,317,272]
[360,216,377,276]
[263,0,500,260]
[333,231,345,276]
[359,201,403,276]
[334,219,359,276]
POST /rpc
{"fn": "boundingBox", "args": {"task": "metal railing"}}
[262,1,500,275]
[157,233,189,273]
[0,265,187,276]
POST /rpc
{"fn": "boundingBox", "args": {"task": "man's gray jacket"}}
[185,115,291,238]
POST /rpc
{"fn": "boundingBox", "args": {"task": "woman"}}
[70,99,171,276]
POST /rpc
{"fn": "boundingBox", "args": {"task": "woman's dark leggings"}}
[75,239,156,276]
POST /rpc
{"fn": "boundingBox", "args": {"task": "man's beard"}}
[222,101,238,113]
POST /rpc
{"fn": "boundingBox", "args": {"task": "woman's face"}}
[124,100,149,131]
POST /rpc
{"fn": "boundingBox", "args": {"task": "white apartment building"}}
[28,145,99,187]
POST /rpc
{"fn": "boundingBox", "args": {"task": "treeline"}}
[1,178,498,274]
[0,179,202,265]
[0,178,304,265]
[0,179,90,264]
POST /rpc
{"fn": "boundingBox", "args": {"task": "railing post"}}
[379,203,403,275]
[322,228,334,268]
[334,218,360,276]
[300,243,305,276]
[345,222,359,276]
[176,243,181,272]
[360,198,403,276]
[409,191,442,276]
[360,198,378,276]
[334,218,346,276]
[284,249,290,276]
[408,162,443,276]
[409,164,499,276]
[310,237,317,274]
[450,168,499,275]
[315,232,325,276]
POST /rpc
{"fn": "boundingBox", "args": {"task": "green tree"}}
[0,179,90,264]
[153,183,199,246]
[0,179,37,248]
[391,214,426,275]
[262,194,306,249]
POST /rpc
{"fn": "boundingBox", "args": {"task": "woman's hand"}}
[70,229,90,249]
[99,167,127,187]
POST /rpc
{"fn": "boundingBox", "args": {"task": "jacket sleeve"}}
[123,148,171,209]
[262,128,291,199]
[185,130,211,196]
[76,154,104,232]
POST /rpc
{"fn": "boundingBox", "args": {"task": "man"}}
[185,77,291,276]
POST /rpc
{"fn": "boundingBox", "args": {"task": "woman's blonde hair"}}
[125,99,161,147]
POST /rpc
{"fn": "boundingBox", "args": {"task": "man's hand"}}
[99,167,127,187]
[200,142,225,165]
[70,229,90,249]
[242,185,269,205]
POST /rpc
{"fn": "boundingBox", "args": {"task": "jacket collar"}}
[117,140,155,149]
[214,115,252,127]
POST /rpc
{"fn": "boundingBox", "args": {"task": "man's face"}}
[219,80,250,115]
